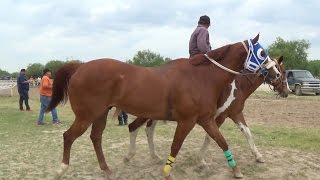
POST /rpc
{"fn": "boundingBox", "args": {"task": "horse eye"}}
[257,48,265,60]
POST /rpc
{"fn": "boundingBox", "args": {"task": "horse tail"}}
[46,63,82,112]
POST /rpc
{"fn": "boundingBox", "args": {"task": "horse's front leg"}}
[163,118,196,180]
[198,118,244,178]
[231,112,265,163]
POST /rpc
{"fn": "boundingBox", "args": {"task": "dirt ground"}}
[108,94,320,180]
[1,89,320,180]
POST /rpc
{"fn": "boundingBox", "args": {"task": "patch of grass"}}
[251,90,277,97]
[1,91,320,179]
[253,90,320,101]
[221,121,320,153]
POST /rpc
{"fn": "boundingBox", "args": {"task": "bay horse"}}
[124,56,290,168]
[47,34,280,179]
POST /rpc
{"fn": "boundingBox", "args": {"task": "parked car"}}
[286,70,320,96]
[0,76,12,80]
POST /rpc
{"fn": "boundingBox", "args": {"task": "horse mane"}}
[189,44,231,66]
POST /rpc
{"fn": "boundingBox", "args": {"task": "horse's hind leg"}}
[90,111,114,178]
[231,113,264,163]
[124,117,149,162]
[198,117,226,167]
[198,119,243,178]
[55,117,93,180]
[145,120,161,160]
[197,134,211,168]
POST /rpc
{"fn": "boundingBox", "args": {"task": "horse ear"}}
[252,33,260,44]
[278,56,284,64]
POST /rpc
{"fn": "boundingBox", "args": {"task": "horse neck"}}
[206,43,248,78]
[236,74,264,98]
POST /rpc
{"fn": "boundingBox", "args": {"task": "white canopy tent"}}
[0,80,17,96]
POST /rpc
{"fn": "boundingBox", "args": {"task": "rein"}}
[203,41,251,75]
[204,54,241,75]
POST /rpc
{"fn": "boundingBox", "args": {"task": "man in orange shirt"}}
[37,68,60,125]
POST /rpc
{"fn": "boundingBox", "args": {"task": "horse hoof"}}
[151,154,162,164]
[107,173,116,180]
[124,153,135,163]
[103,170,116,180]
[123,156,131,163]
[53,173,61,180]
[197,159,209,170]
[54,163,69,180]
[256,156,265,163]
[165,175,174,180]
[232,165,244,179]
[151,154,161,160]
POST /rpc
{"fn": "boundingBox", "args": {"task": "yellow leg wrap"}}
[163,155,175,177]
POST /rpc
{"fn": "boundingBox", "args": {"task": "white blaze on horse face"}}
[286,80,291,92]
[266,58,281,77]
[215,80,237,119]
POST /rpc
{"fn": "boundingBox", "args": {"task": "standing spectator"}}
[29,76,35,87]
[36,76,41,86]
[37,68,60,126]
[118,111,128,125]
[189,15,212,57]
[17,69,31,111]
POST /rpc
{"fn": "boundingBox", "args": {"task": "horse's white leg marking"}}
[198,134,211,167]
[124,127,139,162]
[145,120,160,160]
[54,163,69,180]
[237,122,264,162]
[214,80,237,119]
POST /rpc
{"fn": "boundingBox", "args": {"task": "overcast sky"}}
[1,0,319,72]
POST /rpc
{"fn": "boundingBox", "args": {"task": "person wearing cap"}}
[17,69,31,111]
[189,15,212,57]
[37,68,60,125]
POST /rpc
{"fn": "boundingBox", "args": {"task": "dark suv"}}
[286,70,320,95]
[0,76,12,80]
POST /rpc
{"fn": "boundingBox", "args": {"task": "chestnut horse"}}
[47,34,280,179]
[124,56,290,168]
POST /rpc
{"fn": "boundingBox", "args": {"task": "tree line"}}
[1,37,320,78]
[0,60,82,79]
[267,37,320,77]
[0,50,171,79]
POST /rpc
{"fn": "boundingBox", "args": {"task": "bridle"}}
[203,39,281,83]
[269,59,290,92]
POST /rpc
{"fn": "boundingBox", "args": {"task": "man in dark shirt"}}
[189,15,212,57]
[17,69,31,111]
[118,110,128,125]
